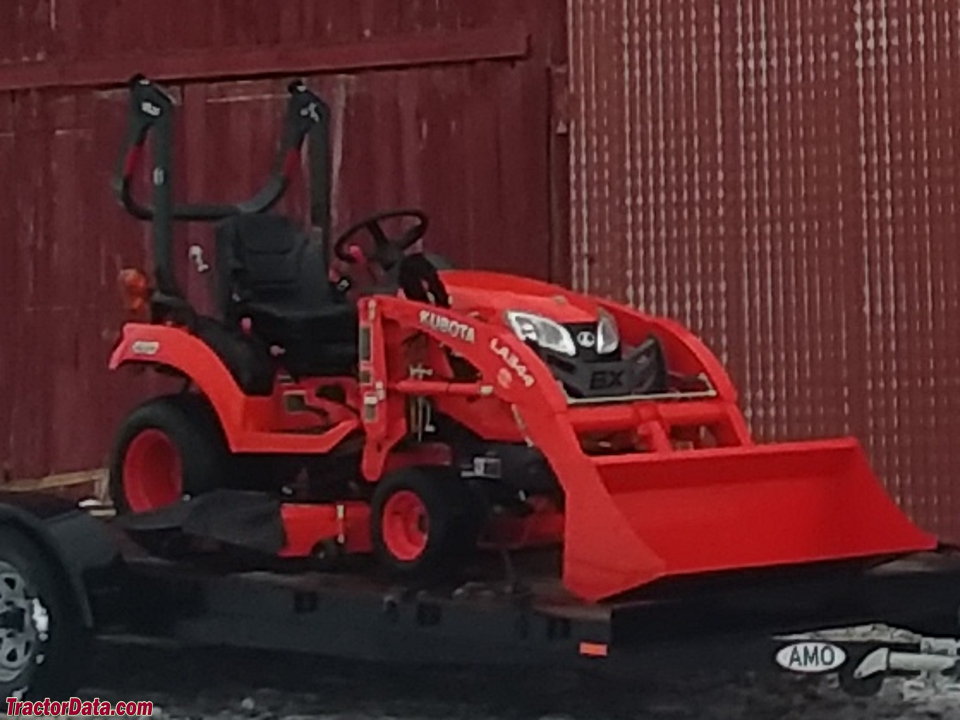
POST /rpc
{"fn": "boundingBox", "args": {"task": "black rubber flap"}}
[116,490,285,553]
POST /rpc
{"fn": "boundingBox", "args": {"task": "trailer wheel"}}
[371,467,478,578]
[0,528,86,699]
[110,394,228,514]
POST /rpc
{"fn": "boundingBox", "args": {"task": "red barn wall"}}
[0,0,567,480]
[569,0,960,538]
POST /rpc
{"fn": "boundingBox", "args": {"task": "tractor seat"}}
[216,214,358,377]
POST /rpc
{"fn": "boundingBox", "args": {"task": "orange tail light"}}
[118,268,151,319]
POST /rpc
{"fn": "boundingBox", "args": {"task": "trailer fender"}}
[0,498,119,628]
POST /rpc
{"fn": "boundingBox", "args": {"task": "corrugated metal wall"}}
[569,0,960,538]
[0,0,566,481]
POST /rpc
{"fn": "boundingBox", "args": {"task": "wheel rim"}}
[382,490,429,562]
[122,429,183,512]
[0,561,43,682]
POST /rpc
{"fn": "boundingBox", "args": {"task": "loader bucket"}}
[563,438,936,601]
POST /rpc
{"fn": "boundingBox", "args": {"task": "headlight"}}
[597,309,620,354]
[505,311,577,356]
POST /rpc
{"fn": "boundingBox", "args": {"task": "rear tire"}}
[110,394,229,514]
[371,466,478,579]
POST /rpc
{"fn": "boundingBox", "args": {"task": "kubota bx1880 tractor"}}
[108,77,935,602]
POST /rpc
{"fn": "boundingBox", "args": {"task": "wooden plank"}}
[2,468,107,506]
[0,24,530,93]
[2,468,106,492]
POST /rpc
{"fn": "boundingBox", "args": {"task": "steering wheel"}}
[333,209,429,272]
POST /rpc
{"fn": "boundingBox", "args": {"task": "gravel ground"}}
[78,643,960,720]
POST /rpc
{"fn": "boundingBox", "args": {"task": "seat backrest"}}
[215,214,333,317]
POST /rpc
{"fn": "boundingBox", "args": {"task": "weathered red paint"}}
[0,0,566,480]
[0,24,531,93]
[569,0,960,542]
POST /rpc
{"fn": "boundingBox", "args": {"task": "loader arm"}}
[364,296,666,600]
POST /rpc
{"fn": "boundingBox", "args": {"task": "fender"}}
[109,324,360,454]
[109,323,252,447]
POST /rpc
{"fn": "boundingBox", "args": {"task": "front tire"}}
[110,394,229,514]
[371,466,479,579]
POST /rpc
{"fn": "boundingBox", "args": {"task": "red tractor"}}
[108,77,934,602]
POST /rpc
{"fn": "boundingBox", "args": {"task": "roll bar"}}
[113,75,330,300]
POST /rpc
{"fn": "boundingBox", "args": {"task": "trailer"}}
[0,492,958,701]
[83,509,960,699]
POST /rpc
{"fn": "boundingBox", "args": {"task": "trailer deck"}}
[97,525,960,692]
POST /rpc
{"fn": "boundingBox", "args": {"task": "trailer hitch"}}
[779,630,960,698]
[854,637,960,681]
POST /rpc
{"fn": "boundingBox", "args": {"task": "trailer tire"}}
[0,528,86,699]
[110,394,228,514]
[371,467,478,579]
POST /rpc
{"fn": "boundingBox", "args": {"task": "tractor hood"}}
[441,270,602,324]
[439,270,660,398]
